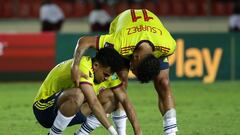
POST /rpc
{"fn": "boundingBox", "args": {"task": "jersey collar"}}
[134,40,155,52]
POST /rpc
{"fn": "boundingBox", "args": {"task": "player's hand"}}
[108,126,118,135]
[71,65,88,87]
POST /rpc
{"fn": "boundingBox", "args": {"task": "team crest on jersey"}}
[111,73,118,80]
[104,42,114,48]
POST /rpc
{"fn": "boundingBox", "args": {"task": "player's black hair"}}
[136,54,160,83]
[94,47,125,73]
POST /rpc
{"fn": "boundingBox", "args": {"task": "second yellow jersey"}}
[34,57,122,102]
[98,9,176,59]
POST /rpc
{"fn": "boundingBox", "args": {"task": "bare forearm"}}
[72,36,97,66]
[122,99,141,134]
[89,100,111,129]
[72,39,87,66]
[117,69,129,89]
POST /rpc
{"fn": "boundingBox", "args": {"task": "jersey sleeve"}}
[97,34,115,50]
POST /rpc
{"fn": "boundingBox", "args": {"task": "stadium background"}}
[0,0,240,135]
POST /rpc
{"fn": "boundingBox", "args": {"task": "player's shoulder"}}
[81,56,91,62]
[80,56,92,66]
[98,34,117,49]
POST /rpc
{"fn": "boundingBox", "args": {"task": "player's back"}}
[110,9,163,33]
[34,56,122,102]
[34,57,92,102]
[99,9,176,58]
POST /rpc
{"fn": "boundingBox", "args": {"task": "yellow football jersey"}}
[98,9,176,59]
[34,57,122,102]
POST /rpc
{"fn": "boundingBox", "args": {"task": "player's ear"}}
[93,61,100,70]
[131,53,139,61]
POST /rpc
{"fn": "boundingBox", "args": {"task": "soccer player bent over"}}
[71,9,178,135]
[32,48,142,135]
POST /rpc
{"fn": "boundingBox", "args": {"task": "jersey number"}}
[130,9,153,22]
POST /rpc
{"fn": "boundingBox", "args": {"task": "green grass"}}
[0,81,240,135]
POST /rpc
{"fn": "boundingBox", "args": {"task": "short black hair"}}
[136,54,160,83]
[94,47,125,73]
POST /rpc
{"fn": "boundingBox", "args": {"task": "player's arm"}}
[117,69,129,89]
[153,69,178,135]
[80,83,117,135]
[112,86,142,135]
[71,36,97,87]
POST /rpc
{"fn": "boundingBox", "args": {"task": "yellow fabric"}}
[93,72,121,95]
[99,9,176,60]
[34,57,121,102]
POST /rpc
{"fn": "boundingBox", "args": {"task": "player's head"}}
[132,54,160,83]
[130,41,157,82]
[92,47,124,83]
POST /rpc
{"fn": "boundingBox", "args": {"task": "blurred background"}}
[0,0,239,82]
[0,0,239,33]
[1,0,240,135]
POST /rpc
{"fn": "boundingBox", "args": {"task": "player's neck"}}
[137,43,153,55]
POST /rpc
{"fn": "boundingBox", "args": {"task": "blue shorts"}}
[124,57,169,70]
[159,57,169,70]
[33,91,86,128]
